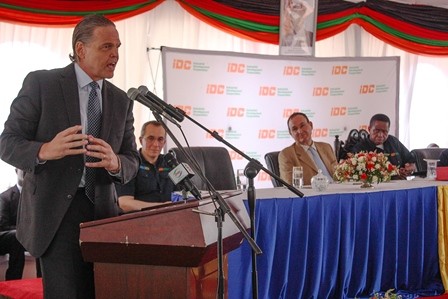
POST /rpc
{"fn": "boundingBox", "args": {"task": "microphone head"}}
[168,149,177,159]
[138,85,149,94]
[127,87,140,101]
[164,152,177,168]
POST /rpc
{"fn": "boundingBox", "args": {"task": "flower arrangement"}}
[371,289,402,299]
[333,151,398,185]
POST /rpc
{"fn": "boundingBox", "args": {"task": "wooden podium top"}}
[80,191,249,267]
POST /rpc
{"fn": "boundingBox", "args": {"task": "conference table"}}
[227,178,448,299]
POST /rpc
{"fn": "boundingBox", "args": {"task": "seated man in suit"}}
[351,113,415,178]
[116,121,179,213]
[0,169,25,280]
[279,112,337,185]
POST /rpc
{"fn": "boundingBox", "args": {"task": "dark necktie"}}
[85,81,102,202]
[309,147,333,182]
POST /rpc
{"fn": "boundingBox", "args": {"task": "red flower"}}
[388,163,395,172]
[360,173,368,180]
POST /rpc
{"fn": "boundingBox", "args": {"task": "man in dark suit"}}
[279,112,337,185]
[0,15,139,298]
[0,169,25,280]
[351,113,415,179]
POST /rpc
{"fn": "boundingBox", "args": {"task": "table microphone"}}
[165,151,202,200]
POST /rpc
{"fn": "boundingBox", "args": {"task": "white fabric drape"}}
[0,0,447,190]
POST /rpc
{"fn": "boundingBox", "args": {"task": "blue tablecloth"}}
[228,186,444,298]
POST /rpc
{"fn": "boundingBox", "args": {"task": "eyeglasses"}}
[143,136,166,144]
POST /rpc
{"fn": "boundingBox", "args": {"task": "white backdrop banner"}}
[162,47,399,188]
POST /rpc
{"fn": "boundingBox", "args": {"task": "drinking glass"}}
[293,166,304,188]
[236,169,247,191]
[424,159,439,180]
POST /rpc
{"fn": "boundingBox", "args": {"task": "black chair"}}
[337,129,369,161]
[168,146,237,190]
[264,151,282,187]
[410,147,447,173]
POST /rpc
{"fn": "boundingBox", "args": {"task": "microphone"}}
[138,85,185,122]
[164,152,202,200]
[127,88,178,124]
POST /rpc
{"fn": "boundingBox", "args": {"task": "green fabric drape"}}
[1,0,448,55]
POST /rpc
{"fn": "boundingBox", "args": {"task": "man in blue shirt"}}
[116,121,179,212]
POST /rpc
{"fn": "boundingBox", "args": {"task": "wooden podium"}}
[80,193,248,299]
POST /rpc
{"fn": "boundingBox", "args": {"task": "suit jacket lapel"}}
[60,64,82,127]
[100,82,114,142]
[315,142,334,175]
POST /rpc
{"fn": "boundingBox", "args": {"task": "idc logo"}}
[359,125,368,131]
[227,107,245,117]
[206,129,224,139]
[312,128,329,138]
[257,171,270,182]
[332,65,348,75]
[259,86,277,96]
[229,151,243,160]
[258,129,276,139]
[172,59,191,70]
[175,105,192,116]
[359,84,375,94]
[227,63,245,73]
[283,108,300,118]
[283,66,300,76]
[313,87,329,96]
[206,84,225,95]
[330,107,347,116]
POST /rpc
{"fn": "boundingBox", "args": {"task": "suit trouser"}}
[40,189,95,299]
[0,230,25,280]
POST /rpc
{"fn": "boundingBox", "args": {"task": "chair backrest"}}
[337,129,369,161]
[410,147,447,173]
[168,146,237,191]
[264,151,282,187]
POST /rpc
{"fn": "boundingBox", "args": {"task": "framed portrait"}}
[279,0,318,56]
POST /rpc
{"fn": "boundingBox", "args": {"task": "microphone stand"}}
[178,112,304,299]
[150,111,261,299]
[180,114,305,198]
[245,162,259,299]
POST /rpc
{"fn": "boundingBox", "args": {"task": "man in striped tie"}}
[0,15,139,298]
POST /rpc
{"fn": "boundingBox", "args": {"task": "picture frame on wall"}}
[279,0,318,56]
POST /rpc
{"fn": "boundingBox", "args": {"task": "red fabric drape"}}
[177,0,278,26]
[176,1,279,44]
[0,0,164,26]
[1,0,448,55]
